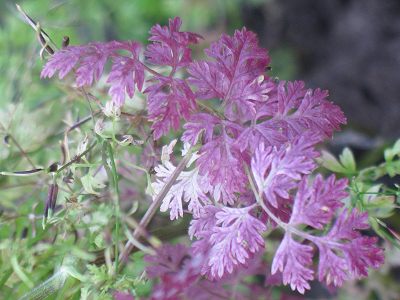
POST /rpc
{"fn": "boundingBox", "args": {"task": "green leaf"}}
[319,150,348,173]
[361,184,383,204]
[384,138,400,162]
[81,173,106,195]
[361,184,396,218]
[11,254,34,289]
[86,265,108,284]
[339,147,356,172]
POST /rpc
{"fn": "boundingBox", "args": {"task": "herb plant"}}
[0,5,389,300]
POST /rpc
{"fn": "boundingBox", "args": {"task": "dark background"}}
[242,0,400,146]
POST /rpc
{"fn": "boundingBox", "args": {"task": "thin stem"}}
[16,4,59,52]
[56,141,97,174]
[0,120,37,169]
[141,63,163,77]
[195,100,227,120]
[119,149,193,264]
[106,141,120,277]
[66,110,101,133]
[80,86,97,130]
[0,268,13,293]
[245,164,351,246]
[115,154,147,173]
[111,111,117,150]
[244,164,289,231]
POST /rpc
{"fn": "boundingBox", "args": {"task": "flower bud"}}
[3,135,10,147]
[63,170,75,184]
[95,116,106,136]
[103,100,121,118]
[119,135,144,146]
[62,36,70,48]
[48,163,59,173]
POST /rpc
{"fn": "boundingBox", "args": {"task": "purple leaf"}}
[261,195,293,229]
[144,243,189,278]
[181,113,221,146]
[113,292,136,300]
[151,161,212,220]
[41,42,108,80]
[41,40,144,107]
[234,125,287,153]
[199,174,239,205]
[182,280,231,300]
[144,76,196,139]
[182,114,248,203]
[145,17,203,72]
[145,243,204,300]
[290,174,348,229]
[183,252,266,299]
[251,134,320,207]
[271,233,314,294]
[106,40,144,106]
[187,60,228,100]
[315,209,385,284]
[194,207,267,280]
[203,28,269,80]
[187,27,271,120]
[270,81,347,139]
[189,205,221,239]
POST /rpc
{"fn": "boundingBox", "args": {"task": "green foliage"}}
[319,144,400,250]
[319,147,357,174]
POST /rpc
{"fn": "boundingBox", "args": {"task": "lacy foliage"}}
[42,17,384,297]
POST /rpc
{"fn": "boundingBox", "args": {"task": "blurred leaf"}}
[339,147,356,173]
[319,150,349,173]
[81,172,106,195]
[384,138,400,162]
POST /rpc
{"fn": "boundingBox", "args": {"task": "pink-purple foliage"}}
[41,17,384,297]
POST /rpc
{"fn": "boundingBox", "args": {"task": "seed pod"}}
[59,140,66,165]
[36,25,54,55]
[21,227,28,239]
[50,184,59,210]
[44,184,54,217]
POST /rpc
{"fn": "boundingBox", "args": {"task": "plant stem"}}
[119,148,193,264]
[106,141,120,277]
[115,153,148,173]
[80,86,97,130]
[0,121,36,169]
[56,141,97,174]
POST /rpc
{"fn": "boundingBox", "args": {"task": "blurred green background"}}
[0,0,297,173]
[2,0,400,141]
[0,0,257,175]
[0,0,296,111]
[2,0,400,178]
